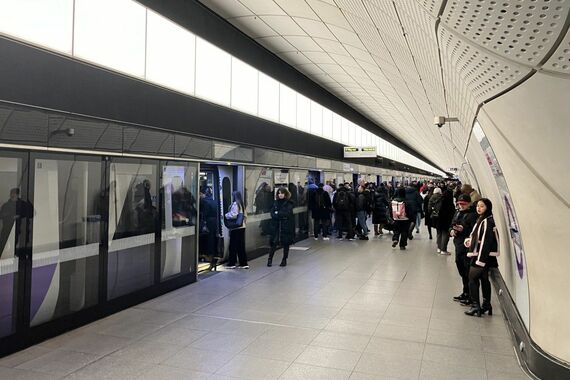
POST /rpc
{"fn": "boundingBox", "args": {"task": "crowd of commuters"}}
[214,176,498,318]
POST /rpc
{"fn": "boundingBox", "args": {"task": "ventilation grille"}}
[543,27,570,73]
[442,0,570,66]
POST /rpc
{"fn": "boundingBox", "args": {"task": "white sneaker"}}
[440,251,450,256]
[314,237,319,240]
[437,249,441,253]
[323,237,330,241]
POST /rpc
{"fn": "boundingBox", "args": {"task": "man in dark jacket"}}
[450,194,478,302]
[313,184,332,240]
[333,184,355,240]
[404,185,423,238]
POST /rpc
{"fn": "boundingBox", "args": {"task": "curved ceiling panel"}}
[198,0,570,171]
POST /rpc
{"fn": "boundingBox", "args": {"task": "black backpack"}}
[336,191,349,211]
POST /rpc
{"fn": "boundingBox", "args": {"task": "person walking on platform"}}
[423,185,434,239]
[225,191,248,269]
[404,183,423,239]
[313,183,332,240]
[435,187,455,255]
[355,185,371,240]
[464,198,499,317]
[450,194,477,303]
[333,184,355,240]
[391,188,410,250]
[372,184,390,236]
[268,187,295,267]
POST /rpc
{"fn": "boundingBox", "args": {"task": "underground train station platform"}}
[0,233,528,380]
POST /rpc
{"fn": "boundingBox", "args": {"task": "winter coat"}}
[372,189,390,224]
[428,193,442,224]
[423,193,433,227]
[450,206,477,250]
[404,187,423,218]
[270,199,295,245]
[312,188,332,220]
[356,191,371,212]
[467,216,499,268]
[435,190,455,230]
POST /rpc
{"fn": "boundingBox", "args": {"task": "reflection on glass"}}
[0,157,25,337]
[161,164,197,280]
[244,167,274,254]
[30,158,101,327]
[108,162,156,299]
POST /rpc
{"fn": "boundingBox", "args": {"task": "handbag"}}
[224,212,244,229]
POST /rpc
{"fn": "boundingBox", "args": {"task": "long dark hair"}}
[477,198,493,221]
[232,190,244,211]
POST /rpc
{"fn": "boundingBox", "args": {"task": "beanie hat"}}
[457,194,471,204]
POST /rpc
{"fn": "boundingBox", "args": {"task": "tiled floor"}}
[0,230,530,379]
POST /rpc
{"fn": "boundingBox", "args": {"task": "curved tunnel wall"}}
[466,72,570,363]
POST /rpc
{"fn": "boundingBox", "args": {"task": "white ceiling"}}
[198,0,570,171]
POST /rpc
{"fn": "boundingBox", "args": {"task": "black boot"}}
[481,299,493,315]
[465,303,482,317]
[279,258,287,267]
[280,246,289,267]
[453,293,469,302]
[267,249,275,267]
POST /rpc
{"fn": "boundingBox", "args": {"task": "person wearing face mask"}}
[450,194,478,304]
[464,198,499,317]
[267,187,295,267]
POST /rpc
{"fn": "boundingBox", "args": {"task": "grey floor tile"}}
[485,352,523,373]
[295,345,361,371]
[426,329,483,351]
[349,372,401,380]
[191,332,256,354]
[55,333,132,356]
[64,356,153,379]
[163,347,235,373]
[324,318,377,337]
[15,349,99,377]
[374,322,428,343]
[141,325,209,346]
[365,337,424,360]
[259,326,320,345]
[279,363,351,380]
[241,336,306,362]
[310,331,370,352]
[137,364,210,380]
[355,352,422,379]
[482,335,516,355]
[422,343,486,369]
[0,346,52,368]
[419,360,487,380]
[487,369,531,380]
[0,366,62,380]
[110,340,185,364]
[216,354,290,379]
[213,319,269,337]
[171,315,227,331]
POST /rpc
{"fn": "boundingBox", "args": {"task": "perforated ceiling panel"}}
[442,0,570,66]
[543,27,570,73]
[198,0,570,171]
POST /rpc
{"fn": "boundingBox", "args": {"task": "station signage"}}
[343,146,377,158]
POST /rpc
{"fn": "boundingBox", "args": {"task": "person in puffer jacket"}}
[464,198,499,317]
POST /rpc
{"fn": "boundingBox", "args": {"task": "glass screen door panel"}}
[29,156,101,327]
[160,163,197,280]
[107,161,157,299]
[0,155,27,337]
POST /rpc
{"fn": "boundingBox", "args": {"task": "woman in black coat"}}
[423,187,434,239]
[436,188,455,254]
[268,187,295,267]
[372,185,389,235]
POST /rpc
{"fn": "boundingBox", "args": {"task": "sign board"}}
[274,171,289,184]
[343,146,377,158]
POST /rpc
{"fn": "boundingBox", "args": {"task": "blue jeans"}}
[357,211,369,235]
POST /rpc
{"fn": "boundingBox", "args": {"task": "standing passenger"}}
[313,184,332,240]
[464,198,499,317]
[391,188,410,250]
[268,187,295,267]
[450,194,477,303]
[435,188,455,255]
[372,184,390,236]
[225,191,248,269]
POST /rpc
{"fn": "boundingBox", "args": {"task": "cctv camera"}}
[434,116,446,128]
[66,128,75,137]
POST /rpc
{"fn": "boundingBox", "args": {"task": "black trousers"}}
[393,220,411,247]
[228,228,247,266]
[336,211,354,238]
[269,242,289,261]
[313,218,330,237]
[454,245,470,295]
[468,265,491,306]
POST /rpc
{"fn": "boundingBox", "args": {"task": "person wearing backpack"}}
[428,187,443,250]
[333,184,355,240]
[391,187,410,250]
[313,183,332,240]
